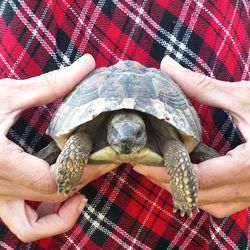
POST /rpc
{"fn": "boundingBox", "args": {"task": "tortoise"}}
[38,60,219,217]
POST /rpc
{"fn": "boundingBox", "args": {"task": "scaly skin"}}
[163,140,198,217]
[55,132,92,194]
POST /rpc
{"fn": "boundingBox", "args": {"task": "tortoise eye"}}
[136,130,142,138]
[112,126,119,136]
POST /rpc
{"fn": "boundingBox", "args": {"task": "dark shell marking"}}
[47,60,201,151]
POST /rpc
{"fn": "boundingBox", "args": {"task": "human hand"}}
[0,54,117,242]
[134,56,250,218]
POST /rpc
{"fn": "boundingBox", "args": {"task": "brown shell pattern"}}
[47,60,202,150]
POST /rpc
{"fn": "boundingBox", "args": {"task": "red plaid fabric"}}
[0,0,250,249]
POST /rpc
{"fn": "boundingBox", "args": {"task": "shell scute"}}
[48,60,201,151]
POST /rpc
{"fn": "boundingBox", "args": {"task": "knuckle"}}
[181,71,216,102]
[40,71,59,98]
[194,72,213,90]
[36,170,58,195]
[42,71,55,85]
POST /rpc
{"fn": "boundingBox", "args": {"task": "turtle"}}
[38,60,219,217]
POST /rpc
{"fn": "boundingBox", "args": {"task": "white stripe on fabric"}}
[114,0,214,77]
[62,0,120,61]
[63,168,151,249]
[119,0,148,59]
[78,0,107,54]
[79,169,131,247]
[128,189,164,250]
[242,46,250,80]
[84,205,151,250]
[242,0,250,19]
[62,169,121,248]
[112,170,208,243]
[211,0,239,74]
[63,166,208,249]
[59,0,93,61]
[1,0,67,153]
[0,242,14,250]
[209,217,240,250]
[0,53,20,79]
[61,0,107,60]
[8,0,68,72]
[180,213,208,249]
[193,0,246,68]
[170,0,204,62]
[8,1,51,77]
[95,170,207,243]
[0,0,8,15]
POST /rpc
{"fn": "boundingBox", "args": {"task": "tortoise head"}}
[107,110,147,154]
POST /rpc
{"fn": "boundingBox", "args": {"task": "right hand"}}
[135,56,250,218]
[0,54,117,241]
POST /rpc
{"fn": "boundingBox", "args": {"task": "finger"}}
[197,144,250,190]
[1,134,117,196]
[200,201,250,218]
[50,163,118,193]
[3,163,118,201]
[198,182,250,206]
[161,57,250,140]
[160,56,238,112]
[138,166,250,205]
[12,54,95,110]
[147,178,170,191]
[81,163,118,184]
[0,178,67,203]
[0,194,87,242]
[36,202,61,218]
[133,165,170,183]
[30,194,87,241]
[0,137,57,194]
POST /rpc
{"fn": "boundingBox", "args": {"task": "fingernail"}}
[78,198,88,213]
[160,56,184,74]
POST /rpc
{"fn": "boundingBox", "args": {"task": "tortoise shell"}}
[47,60,201,153]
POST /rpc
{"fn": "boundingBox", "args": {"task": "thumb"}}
[160,56,236,112]
[0,194,87,242]
[12,54,95,110]
[35,194,87,237]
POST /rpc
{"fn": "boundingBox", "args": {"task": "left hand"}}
[0,54,117,242]
[134,56,250,218]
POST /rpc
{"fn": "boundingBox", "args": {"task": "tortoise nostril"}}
[121,138,132,144]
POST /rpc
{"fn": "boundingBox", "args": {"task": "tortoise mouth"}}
[112,143,144,155]
[121,149,131,154]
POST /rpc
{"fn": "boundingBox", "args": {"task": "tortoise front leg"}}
[162,140,198,217]
[55,131,92,195]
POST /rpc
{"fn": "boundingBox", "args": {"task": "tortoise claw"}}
[173,206,199,218]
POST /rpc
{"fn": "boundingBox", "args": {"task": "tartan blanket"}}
[0,0,250,249]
